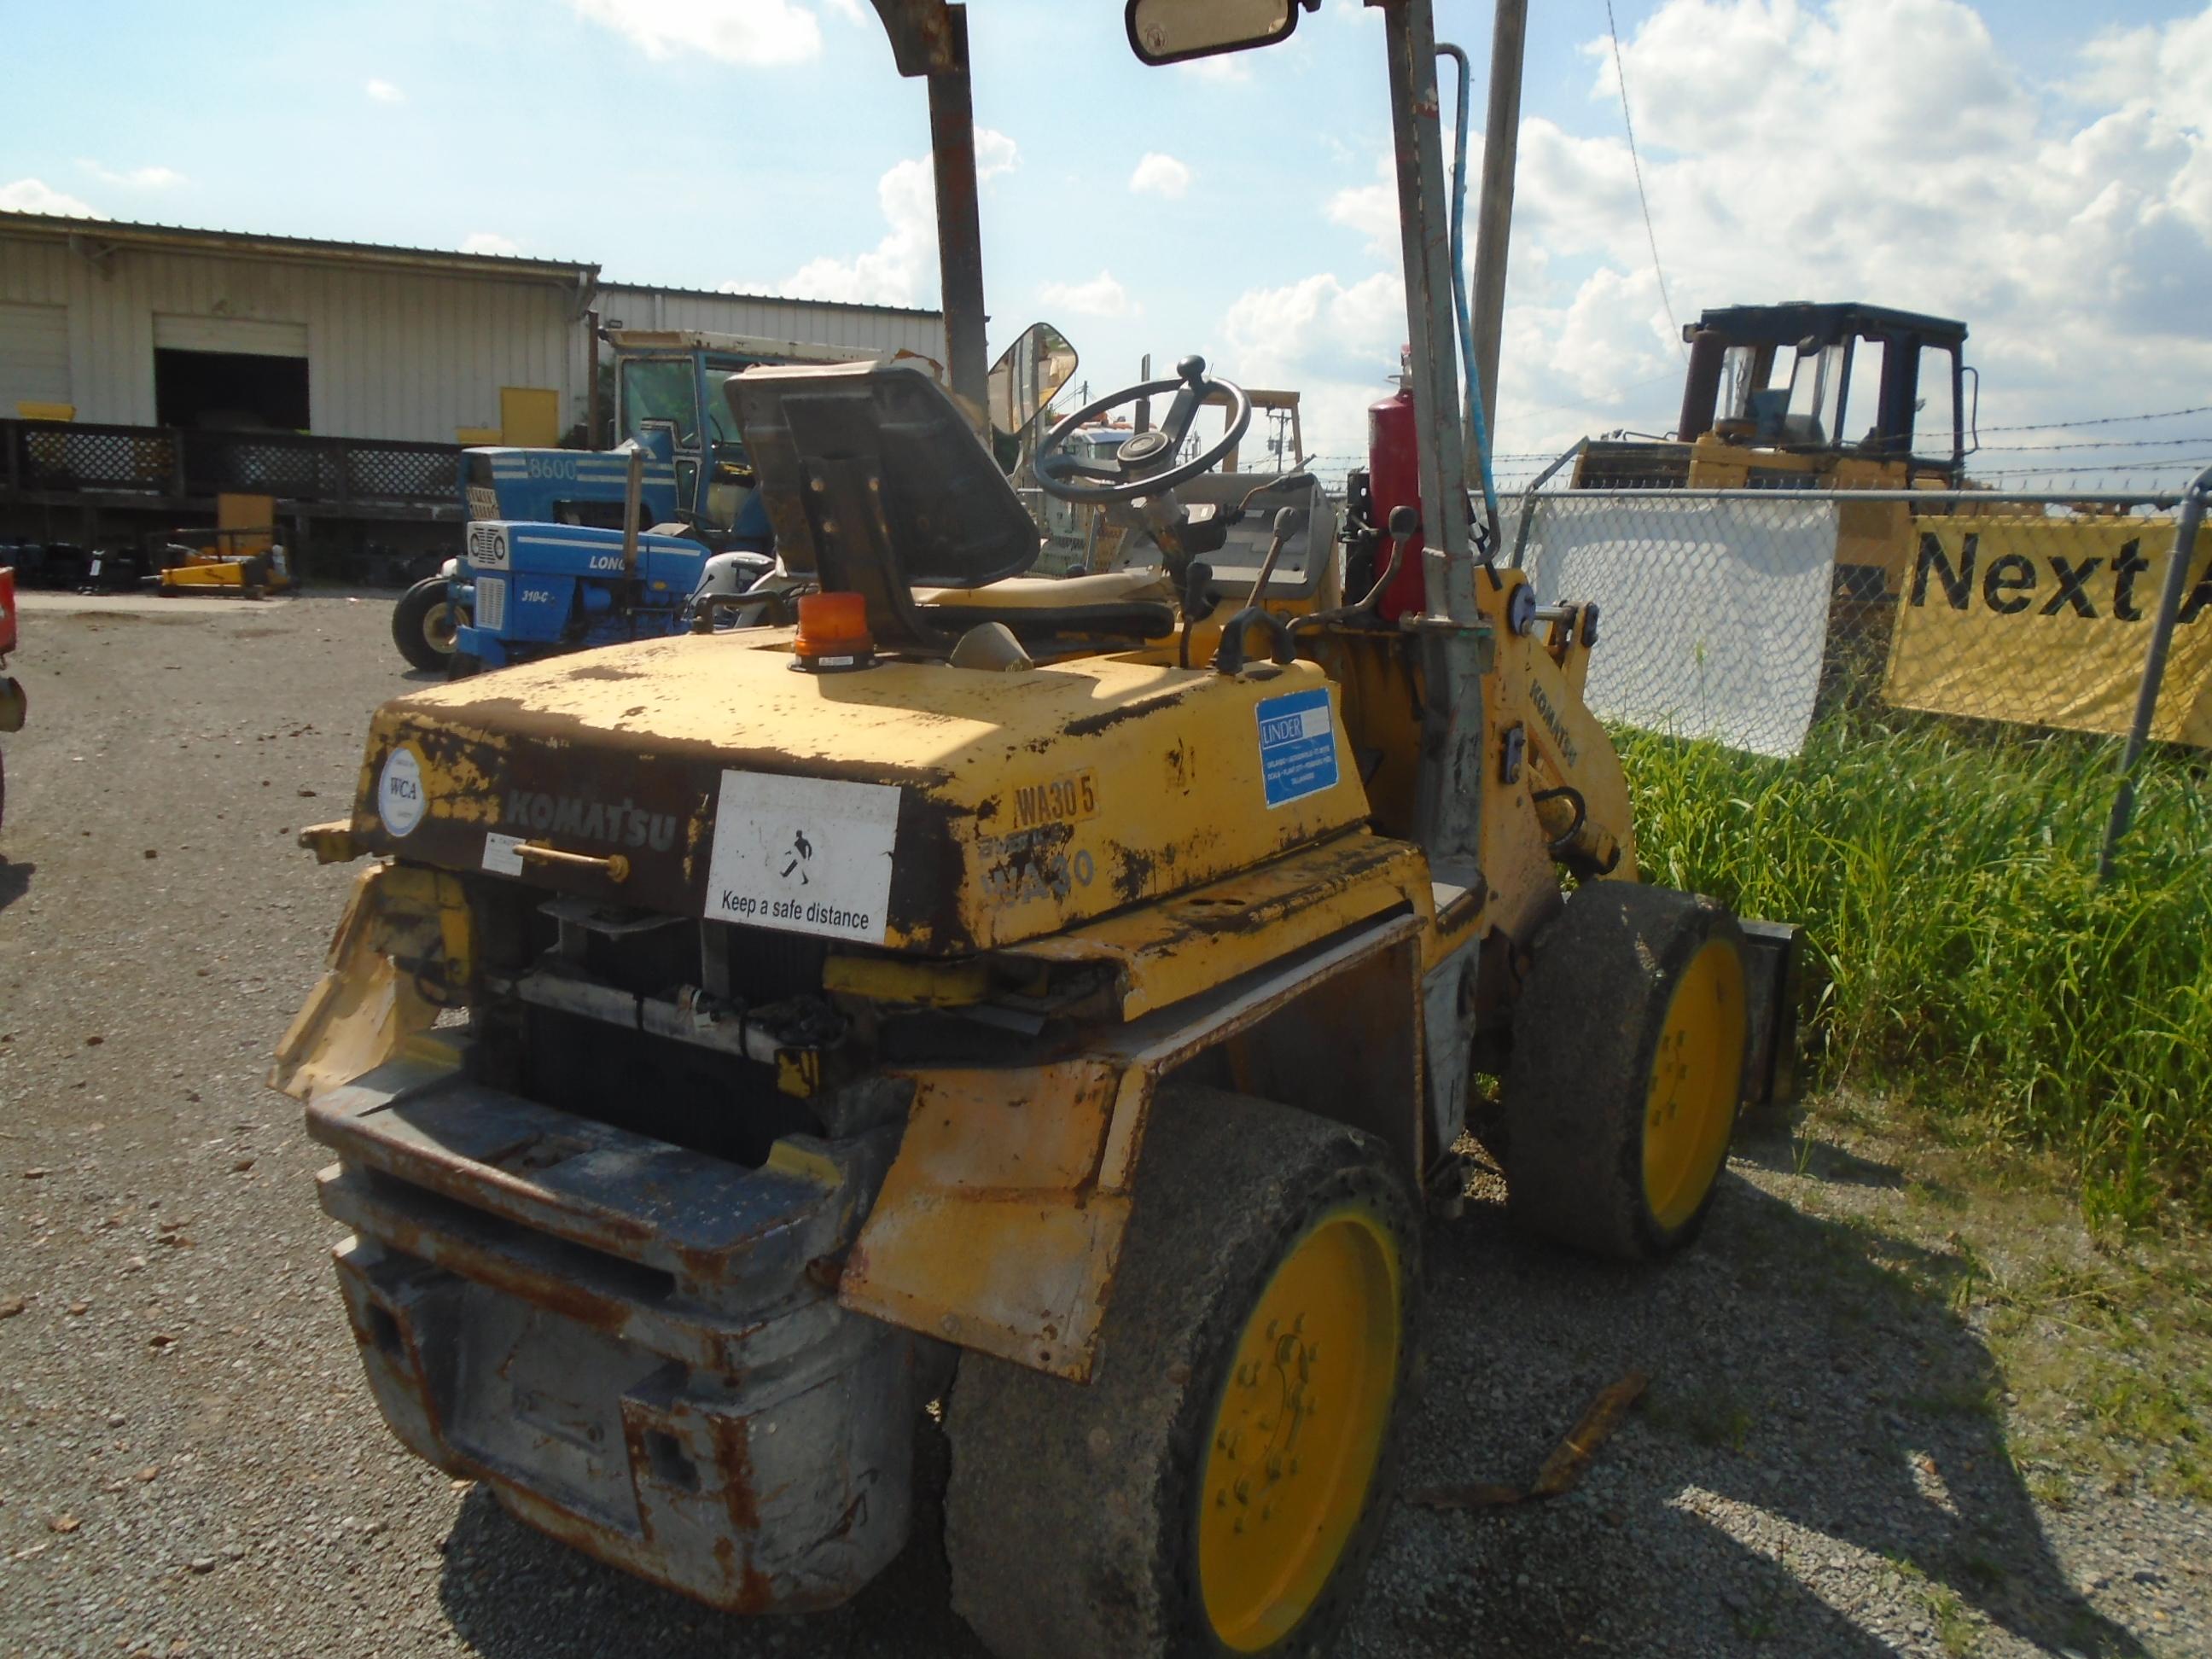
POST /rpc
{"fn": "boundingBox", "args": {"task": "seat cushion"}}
[912,568,1175,611]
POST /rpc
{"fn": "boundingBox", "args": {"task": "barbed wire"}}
[1974,434,2212,451]
[1979,403,2212,434]
[1969,458,2212,476]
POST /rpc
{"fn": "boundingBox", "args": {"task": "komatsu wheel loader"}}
[271,3,1798,1652]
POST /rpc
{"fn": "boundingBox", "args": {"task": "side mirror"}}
[987,322,1078,444]
[1126,0,1318,66]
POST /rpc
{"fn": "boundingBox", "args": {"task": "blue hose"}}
[1436,42,1501,552]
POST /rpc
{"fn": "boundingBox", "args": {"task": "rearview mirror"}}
[1125,0,1316,67]
[988,322,1078,442]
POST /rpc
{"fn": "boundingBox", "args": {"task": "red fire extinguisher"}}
[1366,353,1425,621]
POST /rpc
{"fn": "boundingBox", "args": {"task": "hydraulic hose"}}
[1437,41,1502,555]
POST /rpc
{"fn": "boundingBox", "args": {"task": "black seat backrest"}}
[728,362,1039,648]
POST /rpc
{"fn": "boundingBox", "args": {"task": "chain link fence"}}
[1502,481,2205,775]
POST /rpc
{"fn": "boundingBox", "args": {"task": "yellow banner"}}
[1883,518,2212,746]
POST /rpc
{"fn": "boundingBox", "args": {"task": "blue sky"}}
[6,1,2210,471]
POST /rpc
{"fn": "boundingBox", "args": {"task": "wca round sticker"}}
[378,747,428,837]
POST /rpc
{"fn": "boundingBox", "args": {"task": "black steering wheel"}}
[1034,355,1251,505]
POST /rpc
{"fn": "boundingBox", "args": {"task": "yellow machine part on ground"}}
[1883,517,2212,745]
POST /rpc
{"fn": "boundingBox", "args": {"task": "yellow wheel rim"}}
[1641,936,1748,1231]
[1196,1206,1400,1653]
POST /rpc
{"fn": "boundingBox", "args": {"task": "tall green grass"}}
[1617,710,2212,1225]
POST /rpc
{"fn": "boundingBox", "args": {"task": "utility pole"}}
[1470,0,1526,430]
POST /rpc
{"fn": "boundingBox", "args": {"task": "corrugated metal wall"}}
[0,230,585,442]
[597,284,946,360]
[0,231,948,446]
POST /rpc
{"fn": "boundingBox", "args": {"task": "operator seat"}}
[729,362,1174,650]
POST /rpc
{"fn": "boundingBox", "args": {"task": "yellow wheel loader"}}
[271,3,1798,1652]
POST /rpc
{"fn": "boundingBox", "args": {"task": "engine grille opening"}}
[517,1005,817,1167]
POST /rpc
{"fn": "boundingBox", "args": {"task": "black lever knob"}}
[1177,354,1207,386]
[1387,504,1419,540]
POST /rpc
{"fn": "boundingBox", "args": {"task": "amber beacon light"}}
[792,591,876,672]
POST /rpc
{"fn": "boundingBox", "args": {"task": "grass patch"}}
[1619,707,2212,1225]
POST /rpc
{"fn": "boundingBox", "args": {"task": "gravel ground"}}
[1,591,2205,1657]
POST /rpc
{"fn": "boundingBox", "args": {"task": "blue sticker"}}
[1256,687,1339,808]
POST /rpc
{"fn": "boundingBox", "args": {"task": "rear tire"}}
[393,577,462,672]
[944,1086,1418,1658]
[1504,882,1749,1260]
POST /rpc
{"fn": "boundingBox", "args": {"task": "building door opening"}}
[154,348,311,431]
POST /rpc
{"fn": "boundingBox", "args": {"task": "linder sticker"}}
[706,771,901,944]
[1255,687,1338,808]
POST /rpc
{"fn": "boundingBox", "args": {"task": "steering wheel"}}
[1034,355,1251,505]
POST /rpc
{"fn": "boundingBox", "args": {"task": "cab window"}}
[619,359,700,449]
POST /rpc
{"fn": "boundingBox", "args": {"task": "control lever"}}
[1359,504,1419,612]
[1214,509,1301,675]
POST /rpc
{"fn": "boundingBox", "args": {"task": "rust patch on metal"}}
[1060,690,1184,740]
[712,1412,761,1532]
[1111,842,1156,905]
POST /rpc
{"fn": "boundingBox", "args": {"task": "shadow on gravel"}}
[1378,1144,2150,1657]
[422,1134,2146,1659]
[1732,1133,1912,1193]
[0,857,32,914]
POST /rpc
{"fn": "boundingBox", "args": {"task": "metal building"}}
[0,211,945,568]
[0,212,600,445]
[595,282,945,360]
[1,213,946,446]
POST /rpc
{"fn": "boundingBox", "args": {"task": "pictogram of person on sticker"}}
[780,829,813,884]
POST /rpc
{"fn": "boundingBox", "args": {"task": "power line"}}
[1604,1,1681,352]
[1979,403,2212,434]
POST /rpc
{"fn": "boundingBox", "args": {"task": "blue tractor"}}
[391,330,910,674]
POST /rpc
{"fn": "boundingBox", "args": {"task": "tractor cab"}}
[1576,300,1973,490]
[604,329,842,544]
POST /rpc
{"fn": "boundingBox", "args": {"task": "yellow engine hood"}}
[346,628,1370,955]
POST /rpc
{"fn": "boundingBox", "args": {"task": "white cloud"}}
[76,160,185,189]
[364,78,405,102]
[1216,271,1406,458]
[461,231,524,257]
[763,129,1017,306]
[0,178,103,218]
[1129,152,1192,200]
[572,0,828,66]
[1177,54,1250,84]
[1038,270,1133,318]
[1240,0,2212,463]
[1325,154,1401,260]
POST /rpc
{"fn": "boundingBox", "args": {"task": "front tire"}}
[1504,882,1750,1260]
[944,1087,1418,1657]
[392,576,463,672]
